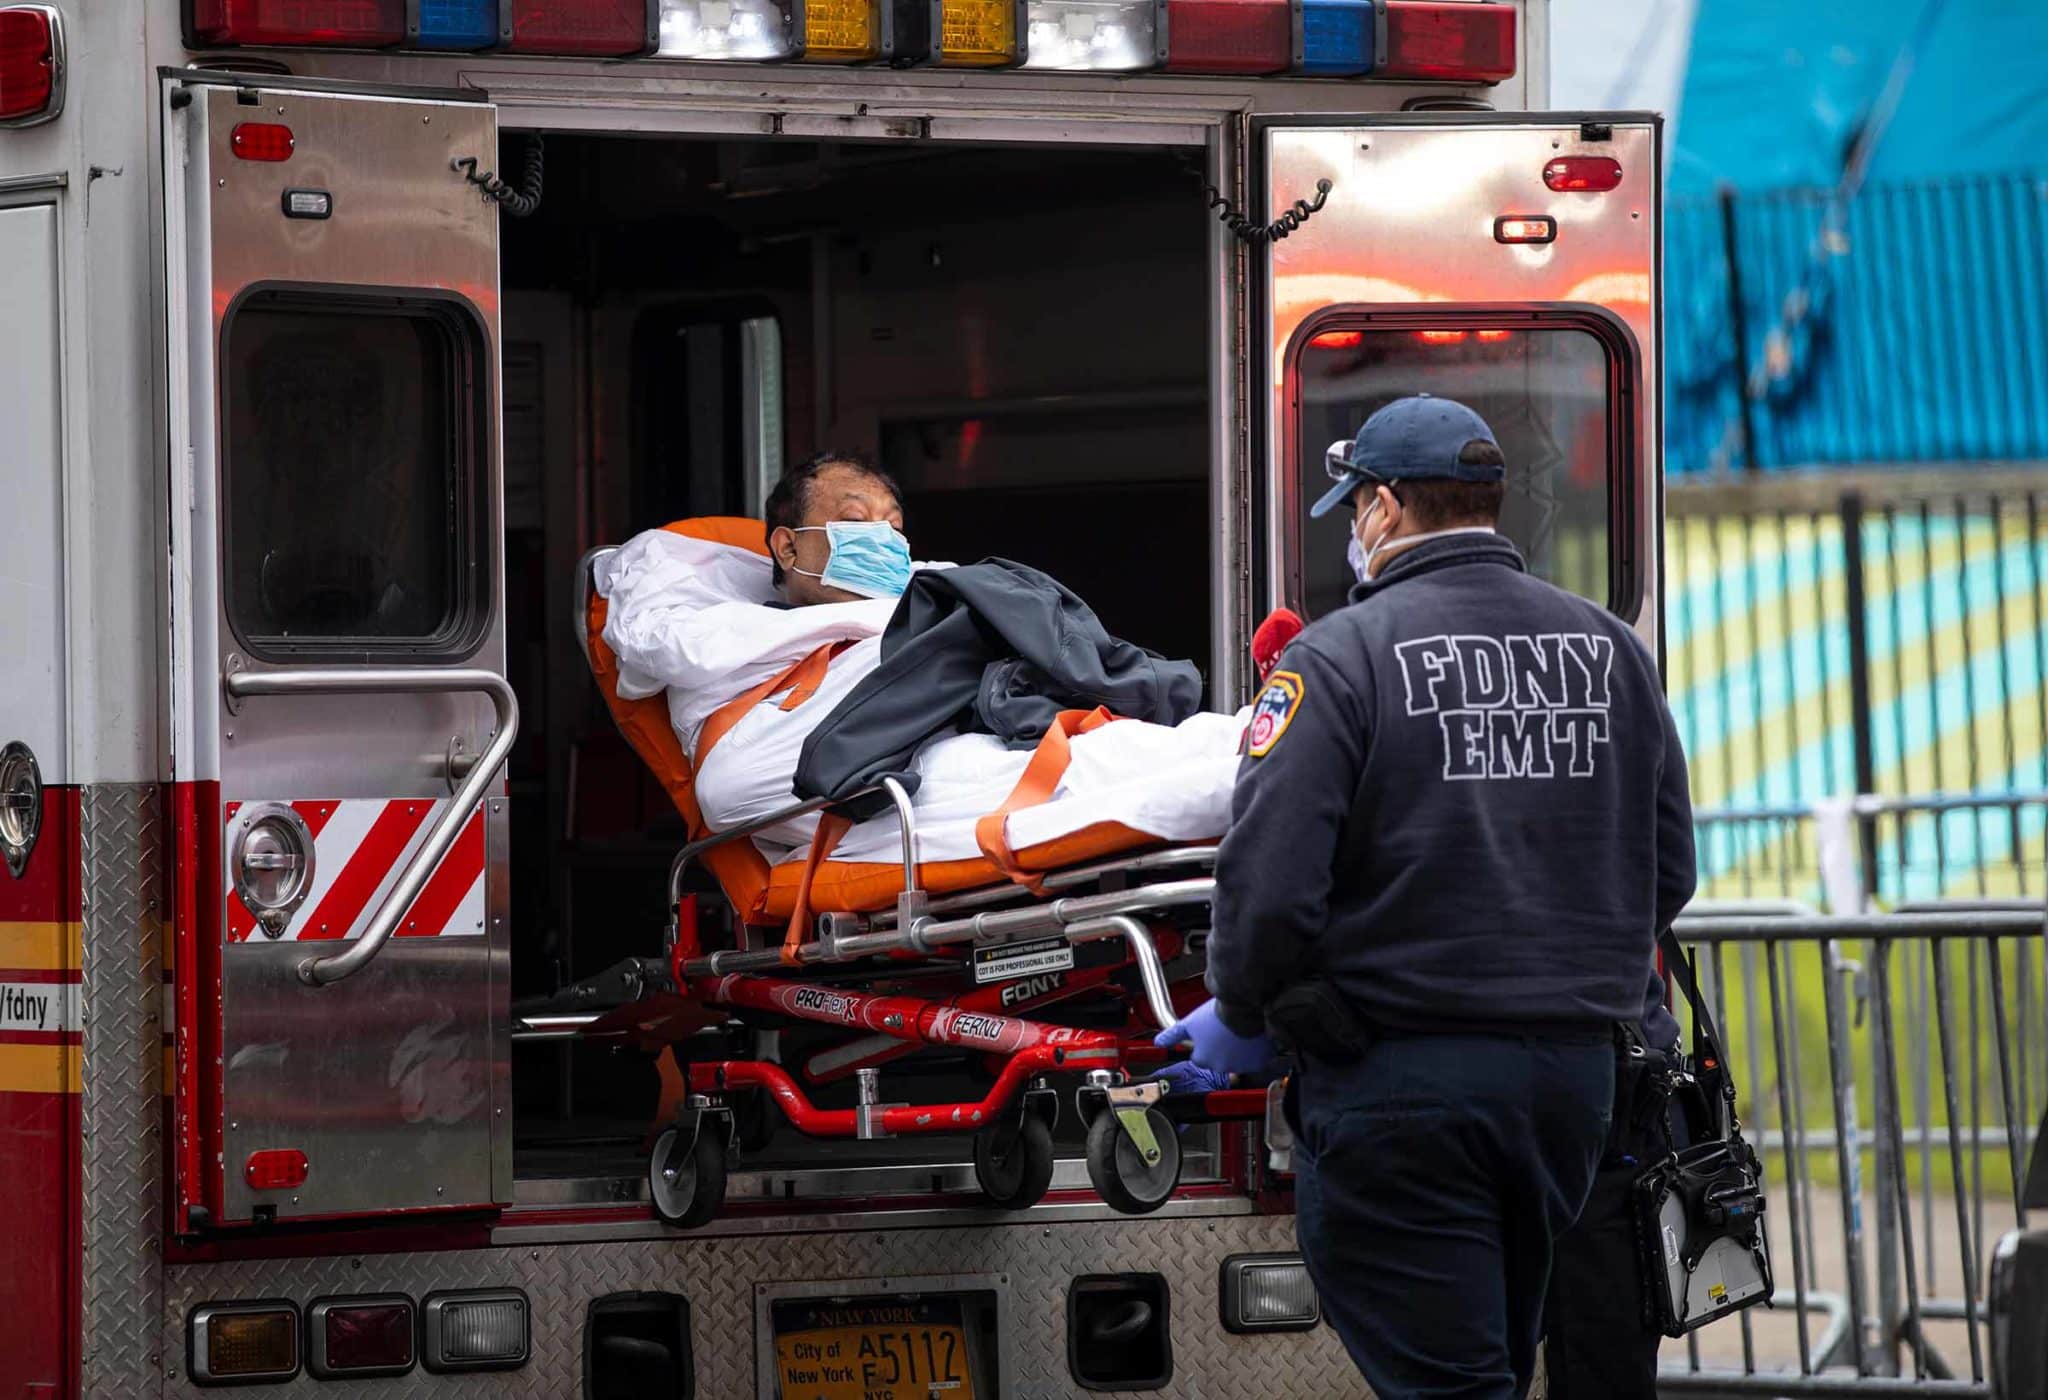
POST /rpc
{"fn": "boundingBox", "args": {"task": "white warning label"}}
[972,936,1075,985]
[0,982,79,1033]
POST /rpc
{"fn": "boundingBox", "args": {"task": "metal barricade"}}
[1653,896,2045,1397]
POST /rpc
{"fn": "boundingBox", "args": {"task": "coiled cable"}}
[451,133,544,218]
[1199,176,1333,246]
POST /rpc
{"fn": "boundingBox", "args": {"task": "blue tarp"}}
[1671,0,2048,196]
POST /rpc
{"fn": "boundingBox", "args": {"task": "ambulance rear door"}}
[161,70,510,1229]
[1253,113,1662,643]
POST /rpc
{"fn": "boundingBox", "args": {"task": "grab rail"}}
[222,667,518,987]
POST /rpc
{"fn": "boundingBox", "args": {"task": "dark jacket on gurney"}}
[794,558,1204,812]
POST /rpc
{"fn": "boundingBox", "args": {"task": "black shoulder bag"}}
[1633,929,1775,1337]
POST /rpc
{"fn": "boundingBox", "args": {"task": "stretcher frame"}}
[570,542,1270,1226]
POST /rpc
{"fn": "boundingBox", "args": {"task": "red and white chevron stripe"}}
[224,799,487,944]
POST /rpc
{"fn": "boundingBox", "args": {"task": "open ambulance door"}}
[1253,113,1661,647]
[162,70,510,1230]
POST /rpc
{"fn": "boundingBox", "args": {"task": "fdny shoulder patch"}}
[1247,670,1305,757]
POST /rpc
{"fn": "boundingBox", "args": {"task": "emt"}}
[1157,395,1698,1400]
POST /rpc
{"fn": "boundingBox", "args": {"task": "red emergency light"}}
[230,121,296,160]
[1544,155,1622,192]
[1309,329,1364,349]
[1414,329,1467,345]
[187,0,406,46]
[1493,214,1555,244]
[504,0,659,54]
[1161,0,1290,74]
[1377,0,1515,83]
[0,5,60,125]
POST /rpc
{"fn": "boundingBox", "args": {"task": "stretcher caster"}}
[649,1104,730,1229]
[972,1111,1057,1210]
[1083,1097,1180,1215]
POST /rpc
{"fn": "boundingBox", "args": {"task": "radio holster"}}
[1632,929,1774,1337]
[1264,979,1373,1064]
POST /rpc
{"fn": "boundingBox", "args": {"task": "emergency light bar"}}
[407,0,509,47]
[172,0,1513,79]
[505,0,660,53]
[1023,0,1163,73]
[189,0,406,46]
[1376,0,1514,83]
[657,0,802,60]
[1161,0,1288,74]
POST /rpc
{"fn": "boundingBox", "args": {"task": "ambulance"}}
[0,0,1661,1390]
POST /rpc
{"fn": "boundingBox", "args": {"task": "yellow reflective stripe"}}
[0,1041,80,1095]
[0,921,81,972]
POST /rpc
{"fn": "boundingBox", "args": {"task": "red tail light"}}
[230,122,296,161]
[505,0,657,54]
[1161,0,1290,74]
[1378,0,1515,83]
[1544,156,1622,192]
[187,0,406,46]
[244,1148,309,1189]
[0,5,61,126]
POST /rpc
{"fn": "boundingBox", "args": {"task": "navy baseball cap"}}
[1309,394,1504,519]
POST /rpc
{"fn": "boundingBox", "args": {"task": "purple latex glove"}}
[1153,999,1278,1076]
[1152,1058,1232,1096]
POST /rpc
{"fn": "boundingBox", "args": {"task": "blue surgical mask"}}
[793,520,914,599]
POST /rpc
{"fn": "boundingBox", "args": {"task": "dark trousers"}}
[1294,1033,1613,1400]
[1543,1053,1684,1399]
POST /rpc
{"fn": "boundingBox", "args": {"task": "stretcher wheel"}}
[649,1121,728,1229]
[1085,1106,1181,1215]
[972,1113,1057,1210]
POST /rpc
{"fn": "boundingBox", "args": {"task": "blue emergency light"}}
[1292,0,1372,76]
[407,0,506,48]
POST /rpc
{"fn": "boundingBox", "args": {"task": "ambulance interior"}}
[467,128,1626,1201]
[494,132,1227,1197]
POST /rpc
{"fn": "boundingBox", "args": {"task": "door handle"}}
[221,667,517,986]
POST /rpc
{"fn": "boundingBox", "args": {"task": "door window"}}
[221,290,489,657]
[1287,315,1633,621]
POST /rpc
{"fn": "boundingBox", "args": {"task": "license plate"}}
[773,1297,976,1400]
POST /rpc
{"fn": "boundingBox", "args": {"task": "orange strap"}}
[695,643,846,760]
[974,707,1118,894]
[781,812,853,962]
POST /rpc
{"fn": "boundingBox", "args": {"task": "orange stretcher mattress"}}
[586,518,1171,924]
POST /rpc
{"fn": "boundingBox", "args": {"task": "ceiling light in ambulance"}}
[0,5,62,127]
[930,0,1026,66]
[1160,0,1287,73]
[505,0,659,54]
[407,0,508,47]
[1023,0,1163,72]
[1543,155,1622,192]
[1376,0,1515,83]
[187,0,406,46]
[1293,0,1371,76]
[658,0,801,59]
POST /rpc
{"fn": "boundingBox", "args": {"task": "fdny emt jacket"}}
[1207,532,1696,1042]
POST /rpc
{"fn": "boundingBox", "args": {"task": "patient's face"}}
[775,464,907,606]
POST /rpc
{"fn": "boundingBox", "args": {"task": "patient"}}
[598,453,1244,868]
[764,454,913,607]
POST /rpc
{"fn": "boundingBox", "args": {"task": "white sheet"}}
[596,527,1246,865]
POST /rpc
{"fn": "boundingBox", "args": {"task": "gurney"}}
[551,518,1267,1227]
